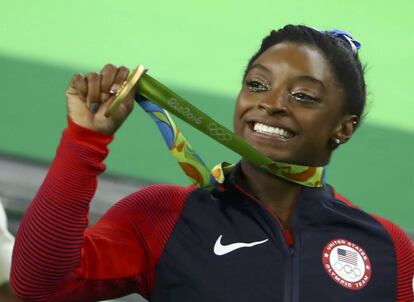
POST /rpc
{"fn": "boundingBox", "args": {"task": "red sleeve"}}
[372,215,414,302]
[10,119,193,301]
[77,184,193,298]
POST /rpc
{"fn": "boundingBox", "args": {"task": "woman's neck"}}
[240,159,301,229]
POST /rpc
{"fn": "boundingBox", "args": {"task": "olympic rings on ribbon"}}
[208,123,232,141]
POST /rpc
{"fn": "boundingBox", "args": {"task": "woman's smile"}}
[250,122,295,139]
[246,120,296,146]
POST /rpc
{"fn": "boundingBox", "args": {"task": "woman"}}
[10,25,413,301]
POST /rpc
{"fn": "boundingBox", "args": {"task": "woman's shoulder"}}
[110,183,197,215]
[332,189,412,249]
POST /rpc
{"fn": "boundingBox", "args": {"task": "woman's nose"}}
[258,90,289,115]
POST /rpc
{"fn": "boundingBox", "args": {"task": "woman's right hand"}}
[66,64,136,136]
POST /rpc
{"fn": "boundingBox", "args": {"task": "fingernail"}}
[90,102,100,113]
[109,84,120,95]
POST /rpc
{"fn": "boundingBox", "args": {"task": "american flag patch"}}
[337,248,358,266]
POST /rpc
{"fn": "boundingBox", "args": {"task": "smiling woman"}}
[236,42,350,166]
[10,25,414,302]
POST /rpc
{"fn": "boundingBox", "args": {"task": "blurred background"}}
[0,0,413,301]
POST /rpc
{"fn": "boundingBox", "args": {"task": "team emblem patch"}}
[322,238,372,290]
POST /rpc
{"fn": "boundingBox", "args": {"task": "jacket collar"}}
[225,161,335,206]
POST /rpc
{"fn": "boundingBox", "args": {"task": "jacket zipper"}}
[283,246,294,302]
[290,236,300,302]
[288,212,300,302]
[233,183,300,302]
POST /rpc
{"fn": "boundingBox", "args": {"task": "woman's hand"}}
[66,64,135,135]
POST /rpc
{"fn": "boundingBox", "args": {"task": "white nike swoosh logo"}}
[213,234,269,256]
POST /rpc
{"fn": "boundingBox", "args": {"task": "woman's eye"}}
[246,80,270,92]
[289,92,320,103]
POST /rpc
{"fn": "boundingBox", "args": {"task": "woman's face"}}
[234,42,354,166]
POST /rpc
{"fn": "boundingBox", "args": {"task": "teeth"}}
[253,122,292,138]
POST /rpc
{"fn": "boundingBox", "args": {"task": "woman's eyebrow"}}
[248,64,325,89]
[295,75,325,90]
[248,63,272,74]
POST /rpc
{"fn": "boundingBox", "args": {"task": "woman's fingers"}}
[69,74,87,99]
[103,66,134,115]
[69,65,130,115]
[110,66,129,95]
[100,64,117,102]
[86,72,101,113]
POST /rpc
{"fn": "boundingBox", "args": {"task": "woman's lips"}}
[247,121,296,141]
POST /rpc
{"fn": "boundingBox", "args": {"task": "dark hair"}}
[244,25,366,128]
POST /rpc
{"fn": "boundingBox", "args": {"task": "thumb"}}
[66,85,79,97]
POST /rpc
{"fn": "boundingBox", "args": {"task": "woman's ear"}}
[331,115,358,146]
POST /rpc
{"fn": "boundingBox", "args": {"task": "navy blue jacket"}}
[151,164,413,301]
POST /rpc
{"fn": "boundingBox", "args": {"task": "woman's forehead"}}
[251,42,335,83]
